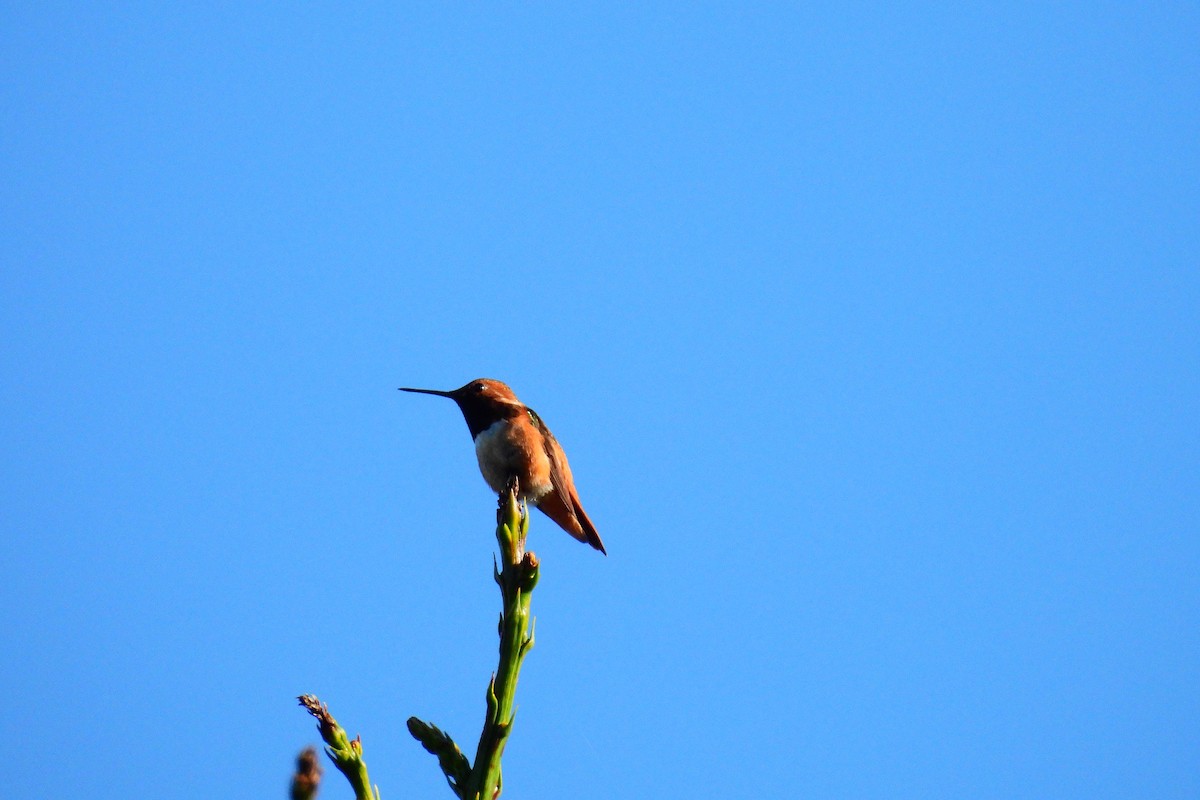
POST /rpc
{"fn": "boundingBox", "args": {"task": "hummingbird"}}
[399,379,607,555]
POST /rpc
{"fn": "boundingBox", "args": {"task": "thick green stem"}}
[466,485,539,799]
[405,483,539,799]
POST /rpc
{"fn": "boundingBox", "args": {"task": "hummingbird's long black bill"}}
[398,387,455,397]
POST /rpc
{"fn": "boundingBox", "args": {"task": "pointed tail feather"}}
[571,500,607,555]
[534,490,607,555]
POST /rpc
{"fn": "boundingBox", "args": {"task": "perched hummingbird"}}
[399,379,607,555]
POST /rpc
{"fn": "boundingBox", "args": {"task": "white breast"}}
[472,419,553,500]
[473,421,511,493]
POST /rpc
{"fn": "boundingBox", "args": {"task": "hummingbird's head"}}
[399,379,522,437]
[452,378,520,405]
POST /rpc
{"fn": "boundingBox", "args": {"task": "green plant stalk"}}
[468,486,539,799]
[298,694,380,800]
[407,484,540,799]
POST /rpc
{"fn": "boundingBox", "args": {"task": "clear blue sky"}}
[2,4,1196,798]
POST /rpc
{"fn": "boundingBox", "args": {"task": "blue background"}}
[2,4,1197,798]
